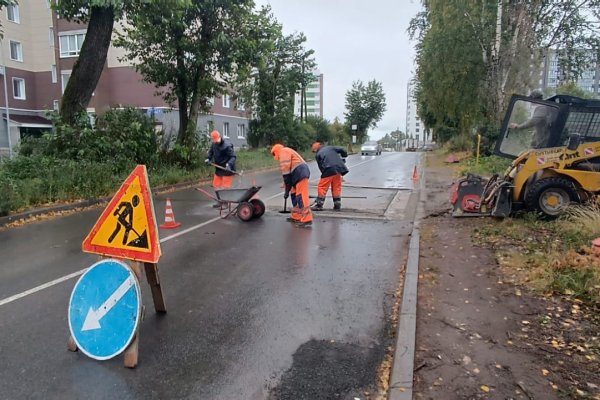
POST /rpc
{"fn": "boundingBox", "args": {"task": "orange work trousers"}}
[213,175,234,190]
[317,174,343,198]
[290,178,313,223]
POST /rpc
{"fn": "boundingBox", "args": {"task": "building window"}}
[237,124,246,138]
[53,100,60,111]
[7,5,19,23]
[222,94,230,108]
[49,28,55,47]
[51,65,57,83]
[223,122,230,138]
[61,71,71,93]
[9,41,23,62]
[236,99,245,111]
[12,78,25,100]
[59,33,85,57]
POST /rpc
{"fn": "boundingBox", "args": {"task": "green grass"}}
[0,148,282,217]
[476,204,600,305]
[459,155,512,177]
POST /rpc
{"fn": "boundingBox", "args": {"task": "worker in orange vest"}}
[271,144,313,227]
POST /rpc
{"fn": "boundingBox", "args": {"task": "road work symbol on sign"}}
[82,165,161,263]
[68,258,141,360]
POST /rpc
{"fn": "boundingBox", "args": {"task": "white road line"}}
[0,191,287,308]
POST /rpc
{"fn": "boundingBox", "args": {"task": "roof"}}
[2,114,52,128]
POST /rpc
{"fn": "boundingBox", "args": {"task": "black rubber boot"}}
[333,198,341,211]
[311,197,325,211]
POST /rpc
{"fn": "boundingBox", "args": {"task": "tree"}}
[242,20,316,147]
[343,80,386,146]
[409,1,600,145]
[54,1,124,125]
[117,0,262,146]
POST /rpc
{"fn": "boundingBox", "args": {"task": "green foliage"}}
[549,82,598,99]
[328,118,349,147]
[242,21,317,148]
[344,80,386,144]
[43,109,159,170]
[116,0,262,146]
[460,155,511,176]
[409,1,600,146]
[0,155,123,215]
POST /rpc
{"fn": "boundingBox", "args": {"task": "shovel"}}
[210,162,244,176]
[278,196,290,214]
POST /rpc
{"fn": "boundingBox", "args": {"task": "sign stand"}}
[123,262,142,368]
[68,165,167,368]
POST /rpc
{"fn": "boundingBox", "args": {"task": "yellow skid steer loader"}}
[451,94,600,218]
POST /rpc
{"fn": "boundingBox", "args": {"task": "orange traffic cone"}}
[160,198,181,229]
[412,165,419,182]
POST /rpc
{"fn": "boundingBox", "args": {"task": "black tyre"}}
[524,177,579,218]
[250,198,266,218]
[237,202,254,221]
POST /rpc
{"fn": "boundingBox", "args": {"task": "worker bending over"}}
[271,144,313,227]
[311,142,348,211]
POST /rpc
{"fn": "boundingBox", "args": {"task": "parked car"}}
[361,141,382,156]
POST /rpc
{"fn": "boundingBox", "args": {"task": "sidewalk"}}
[412,153,566,399]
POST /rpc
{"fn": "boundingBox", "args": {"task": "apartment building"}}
[540,49,600,96]
[406,79,425,144]
[294,72,323,118]
[0,1,249,156]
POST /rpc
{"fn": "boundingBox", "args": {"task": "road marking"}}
[82,276,135,331]
[0,161,396,308]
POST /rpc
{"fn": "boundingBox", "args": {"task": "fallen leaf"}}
[551,384,558,390]
[473,367,480,374]
[480,385,490,393]
[495,364,502,369]
[542,369,549,376]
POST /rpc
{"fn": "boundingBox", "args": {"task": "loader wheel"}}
[250,199,266,218]
[524,177,578,218]
[237,202,254,221]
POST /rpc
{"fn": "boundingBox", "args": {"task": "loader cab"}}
[495,94,600,159]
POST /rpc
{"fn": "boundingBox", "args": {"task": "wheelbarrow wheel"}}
[250,199,266,219]
[237,202,254,222]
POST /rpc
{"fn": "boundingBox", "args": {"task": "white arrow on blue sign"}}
[68,258,141,360]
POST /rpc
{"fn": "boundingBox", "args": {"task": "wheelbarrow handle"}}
[211,162,243,176]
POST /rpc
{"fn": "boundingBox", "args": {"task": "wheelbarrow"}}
[196,186,265,221]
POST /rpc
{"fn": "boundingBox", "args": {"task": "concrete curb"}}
[389,156,426,400]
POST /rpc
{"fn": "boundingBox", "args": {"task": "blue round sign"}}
[68,258,141,360]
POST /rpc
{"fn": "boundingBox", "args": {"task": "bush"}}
[43,109,160,171]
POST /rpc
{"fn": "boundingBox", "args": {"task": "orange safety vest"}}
[276,147,306,175]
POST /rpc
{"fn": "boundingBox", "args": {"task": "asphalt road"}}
[0,151,421,400]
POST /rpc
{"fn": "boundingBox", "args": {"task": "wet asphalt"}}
[0,152,421,399]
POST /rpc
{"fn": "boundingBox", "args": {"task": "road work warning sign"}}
[82,165,161,263]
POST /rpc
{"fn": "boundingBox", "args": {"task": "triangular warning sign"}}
[82,165,161,263]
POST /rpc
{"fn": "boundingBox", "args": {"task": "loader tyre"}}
[524,177,578,218]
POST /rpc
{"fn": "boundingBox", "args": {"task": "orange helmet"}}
[210,130,221,143]
[271,144,284,156]
[311,142,321,152]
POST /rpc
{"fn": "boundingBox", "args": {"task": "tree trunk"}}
[60,6,115,125]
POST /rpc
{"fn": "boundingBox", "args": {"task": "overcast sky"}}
[254,0,423,140]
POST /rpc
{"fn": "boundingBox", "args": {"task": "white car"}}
[361,141,382,156]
